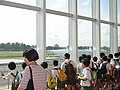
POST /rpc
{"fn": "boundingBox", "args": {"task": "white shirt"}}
[80,67,91,87]
[3,69,18,83]
[52,66,59,79]
[77,63,83,75]
[61,59,76,71]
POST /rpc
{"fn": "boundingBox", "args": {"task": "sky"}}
[0,0,120,47]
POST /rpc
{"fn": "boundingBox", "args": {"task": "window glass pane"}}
[0,6,36,62]
[5,0,36,6]
[78,20,92,56]
[46,14,68,67]
[118,27,120,52]
[46,0,68,12]
[100,0,110,21]
[78,0,92,17]
[101,23,110,55]
[118,0,120,23]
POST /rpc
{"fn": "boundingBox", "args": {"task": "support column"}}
[68,0,78,64]
[110,0,118,54]
[36,0,46,64]
[92,0,101,57]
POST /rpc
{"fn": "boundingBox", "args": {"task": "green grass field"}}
[0,51,23,59]
[0,50,55,59]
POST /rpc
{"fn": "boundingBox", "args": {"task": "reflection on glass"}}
[5,0,36,6]
[78,0,92,17]
[46,14,68,65]
[118,0,120,23]
[100,0,109,21]
[46,0,68,12]
[101,23,110,55]
[0,6,36,45]
[118,27,120,52]
[78,19,92,56]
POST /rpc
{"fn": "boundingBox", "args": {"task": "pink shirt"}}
[19,64,47,90]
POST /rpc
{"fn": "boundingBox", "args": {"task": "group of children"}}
[1,51,120,90]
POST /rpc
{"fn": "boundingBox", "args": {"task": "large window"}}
[0,6,36,45]
[46,0,68,12]
[101,23,110,55]
[100,0,110,21]
[118,27,120,52]
[78,20,92,56]
[78,0,92,17]
[5,0,36,6]
[118,0,120,23]
[46,14,68,61]
[0,6,36,61]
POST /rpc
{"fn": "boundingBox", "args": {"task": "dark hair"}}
[23,49,39,61]
[41,62,48,69]
[100,53,105,58]
[82,54,86,59]
[79,56,83,63]
[93,56,98,62]
[8,62,16,70]
[53,60,58,66]
[22,62,27,69]
[107,58,111,63]
[114,53,119,57]
[64,53,70,59]
[102,55,107,61]
[108,54,113,59]
[82,58,90,67]
[86,55,91,61]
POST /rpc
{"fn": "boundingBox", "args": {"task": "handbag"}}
[25,66,34,90]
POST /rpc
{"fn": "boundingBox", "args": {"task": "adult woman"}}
[17,49,47,90]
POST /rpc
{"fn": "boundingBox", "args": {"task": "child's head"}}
[93,56,98,62]
[79,56,83,63]
[82,54,86,59]
[64,53,70,59]
[108,54,113,59]
[100,53,105,58]
[82,58,90,68]
[41,62,48,69]
[23,49,39,62]
[86,55,91,61]
[102,55,107,61]
[22,62,27,70]
[114,53,119,58]
[53,60,58,66]
[8,62,16,70]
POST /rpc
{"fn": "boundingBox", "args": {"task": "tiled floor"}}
[0,85,10,90]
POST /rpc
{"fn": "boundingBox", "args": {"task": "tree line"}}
[0,42,35,51]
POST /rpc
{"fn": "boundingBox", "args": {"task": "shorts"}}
[57,79,66,88]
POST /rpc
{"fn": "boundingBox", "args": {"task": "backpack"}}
[11,71,19,90]
[54,68,67,82]
[91,62,98,71]
[47,71,57,89]
[100,63,107,75]
[65,61,76,84]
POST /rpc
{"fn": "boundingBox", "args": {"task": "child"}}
[78,58,92,90]
[1,61,18,90]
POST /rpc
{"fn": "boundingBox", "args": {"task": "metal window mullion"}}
[36,0,46,64]
[92,0,101,57]
[110,0,118,54]
[0,0,40,11]
[68,0,78,63]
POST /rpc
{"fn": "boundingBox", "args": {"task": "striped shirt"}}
[19,64,47,90]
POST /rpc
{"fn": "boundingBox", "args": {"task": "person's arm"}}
[18,66,30,90]
[78,76,88,81]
